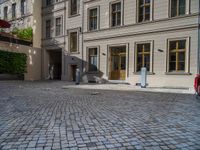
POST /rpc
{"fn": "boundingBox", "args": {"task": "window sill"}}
[87,29,99,33]
[68,14,80,18]
[55,35,64,38]
[69,52,80,55]
[86,71,100,74]
[165,72,192,75]
[137,20,152,24]
[133,72,155,75]
[110,25,123,29]
[169,13,190,19]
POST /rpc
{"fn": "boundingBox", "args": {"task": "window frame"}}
[12,3,16,19]
[169,0,190,18]
[45,19,51,38]
[55,16,63,36]
[134,41,154,73]
[69,0,80,17]
[3,6,8,20]
[21,0,26,16]
[68,28,79,53]
[166,37,190,74]
[88,6,100,31]
[109,0,124,28]
[46,0,52,6]
[136,0,154,23]
[86,46,100,73]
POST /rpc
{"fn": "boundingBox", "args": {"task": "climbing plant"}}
[0,50,27,75]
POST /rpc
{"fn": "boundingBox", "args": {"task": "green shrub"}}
[12,27,33,41]
[0,50,27,75]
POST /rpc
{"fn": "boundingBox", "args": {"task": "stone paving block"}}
[0,81,200,150]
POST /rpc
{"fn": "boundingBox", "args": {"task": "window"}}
[55,17,62,36]
[88,48,98,72]
[70,0,79,16]
[21,0,26,16]
[171,0,186,17]
[169,40,186,72]
[3,6,8,20]
[111,2,121,27]
[69,31,78,53]
[46,0,52,6]
[46,20,51,38]
[136,43,151,72]
[12,3,16,19]
[138,0,151,22]
[89,8,98,31]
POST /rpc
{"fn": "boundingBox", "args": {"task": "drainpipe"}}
[198,2,200,74]
[81,0,84,73]
[63,0,67,80]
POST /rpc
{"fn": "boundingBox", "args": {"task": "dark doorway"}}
[71,65,77,81]
[49,51,62,80]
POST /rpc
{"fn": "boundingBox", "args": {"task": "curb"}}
[62,85,195,95]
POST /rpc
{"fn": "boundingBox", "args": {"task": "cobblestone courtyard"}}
[0,81,200,150]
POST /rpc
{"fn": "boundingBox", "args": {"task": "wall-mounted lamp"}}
[158,49,164,52]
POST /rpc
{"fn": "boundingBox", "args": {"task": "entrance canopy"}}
[0,19,11,28]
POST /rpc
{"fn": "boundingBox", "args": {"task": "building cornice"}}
[84,24,198,42]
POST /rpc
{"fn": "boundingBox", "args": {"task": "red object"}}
[0,19,11,28]
[194,74,200,92]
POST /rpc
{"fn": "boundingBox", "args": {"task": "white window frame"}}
[169,0,190,18]
[86,46,100,73]
[109,0,124,28]
[69,0,80,17]
[55,16,63,37]
[136,0,154,23]
[87,6,100,31]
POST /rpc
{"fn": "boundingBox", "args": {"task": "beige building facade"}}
[41,0,200,88]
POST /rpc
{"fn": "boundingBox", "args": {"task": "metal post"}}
[75,68,80,85]
[141,67,147,88]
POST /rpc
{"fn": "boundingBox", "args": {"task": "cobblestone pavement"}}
[0,81,200,150]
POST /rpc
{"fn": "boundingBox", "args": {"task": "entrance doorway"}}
[49,51,62,80]
[71,65,77,81]
[109,46,126,80]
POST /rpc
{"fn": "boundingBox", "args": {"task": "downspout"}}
[81,0,84,73]
[198,2,200,74]
[63,0,67,80]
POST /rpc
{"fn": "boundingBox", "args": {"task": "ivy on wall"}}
[0,50,27,75]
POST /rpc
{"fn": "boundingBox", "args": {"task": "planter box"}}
[0,74,24,80]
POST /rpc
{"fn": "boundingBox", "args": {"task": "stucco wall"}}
[0,42,41,80]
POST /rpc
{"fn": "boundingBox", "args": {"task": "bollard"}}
[75,68,80,85]
[141,67,147,88]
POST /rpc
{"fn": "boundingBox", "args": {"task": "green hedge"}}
[0,50,27,75]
